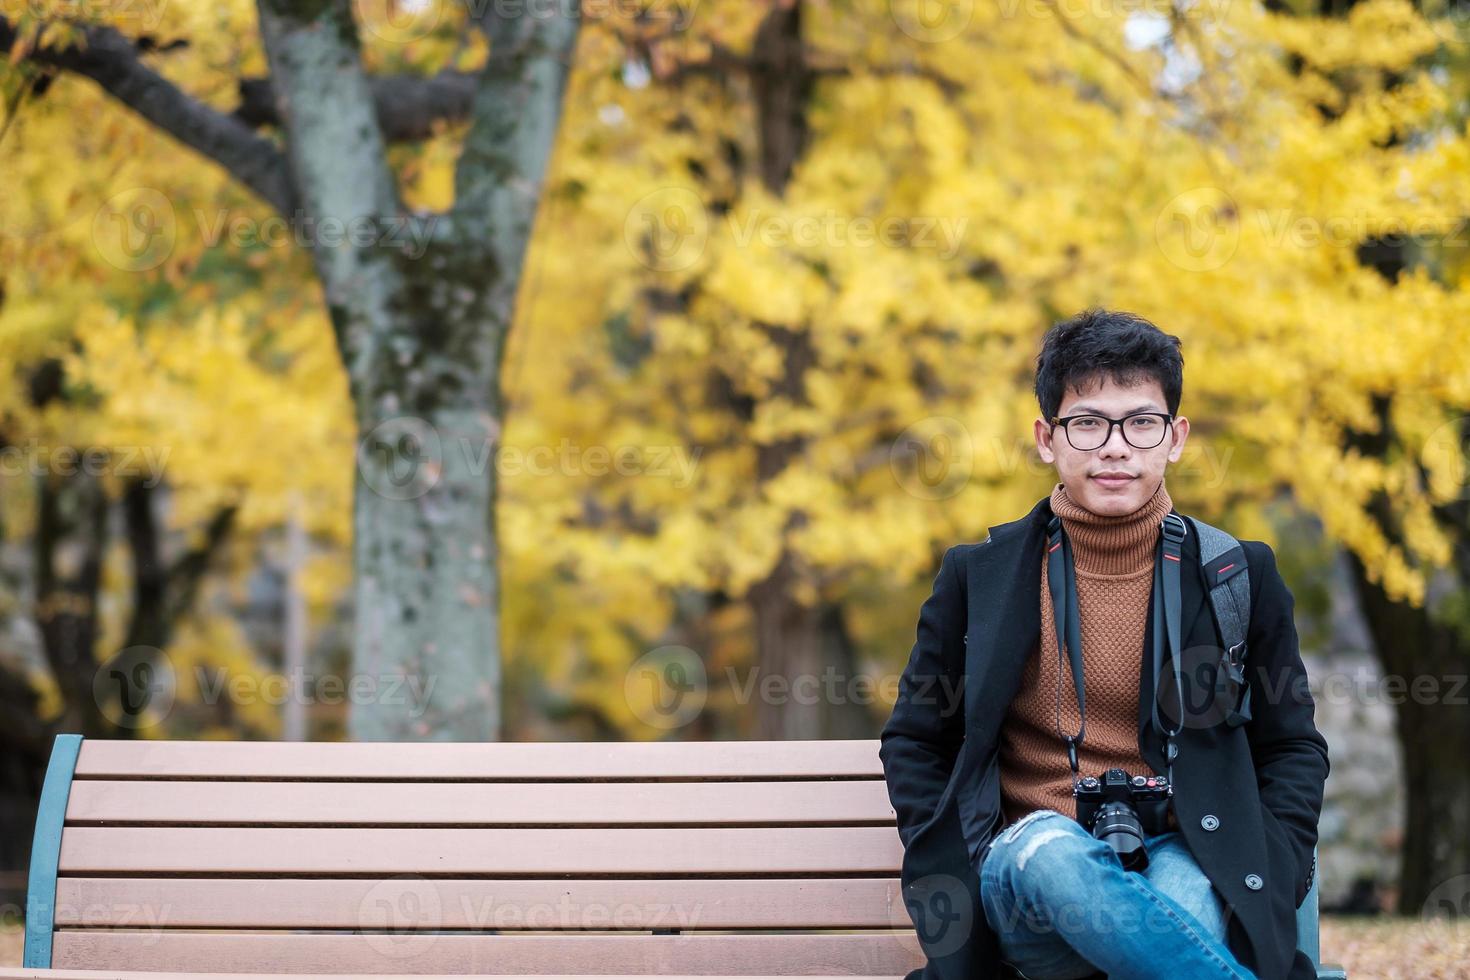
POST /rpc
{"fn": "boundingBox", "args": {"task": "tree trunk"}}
[749,550,872,740]
[351,400,504,740]
[120,479,236,655]
[34,467,111,735]
[255,0,577,740]
[742,1,871,739]
[1344,549,1470,914]
[1340,397,1470,913]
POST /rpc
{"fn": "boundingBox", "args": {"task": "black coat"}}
[880,495,1330,980]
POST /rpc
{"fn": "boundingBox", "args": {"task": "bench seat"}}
[18,734,1341,977]
[22,735,923,976]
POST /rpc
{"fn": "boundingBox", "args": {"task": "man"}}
[880,309,1329,980]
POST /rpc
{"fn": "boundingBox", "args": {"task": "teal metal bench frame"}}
[22,733,1347,977]
[1298,844,1348,980]
[24,733,82,970]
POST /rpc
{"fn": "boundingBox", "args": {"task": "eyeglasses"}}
[1049,412,1174,451]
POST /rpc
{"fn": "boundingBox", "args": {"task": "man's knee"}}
[985,809,1096,883]
[981,810,1101,938]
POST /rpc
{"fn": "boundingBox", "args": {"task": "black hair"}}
[1033,308,1184,422]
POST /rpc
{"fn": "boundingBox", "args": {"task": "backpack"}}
[1184,513,1318,896]
[1182,514,1253,728]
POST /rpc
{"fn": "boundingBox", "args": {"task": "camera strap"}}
[1046,511,1188,785]
[1152,514,1189,785]
[1046,515,1087,776]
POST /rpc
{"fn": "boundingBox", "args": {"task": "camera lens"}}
[1092,801,1149,872]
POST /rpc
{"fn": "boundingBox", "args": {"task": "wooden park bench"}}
[10,734,1343,979]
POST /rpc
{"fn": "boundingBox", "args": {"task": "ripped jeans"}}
[977,808,1256,980]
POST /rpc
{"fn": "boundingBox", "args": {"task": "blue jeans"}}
[978,808,1256,979]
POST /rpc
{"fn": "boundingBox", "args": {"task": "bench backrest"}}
[24,734,925,975]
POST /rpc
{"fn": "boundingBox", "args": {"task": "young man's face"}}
[1033,375,1189,517]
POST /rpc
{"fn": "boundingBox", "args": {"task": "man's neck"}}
[1049,479,1173,575]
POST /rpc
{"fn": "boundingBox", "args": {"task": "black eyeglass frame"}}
[1048,411,1176,451]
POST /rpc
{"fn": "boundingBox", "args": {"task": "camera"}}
[1074,768,1172,872]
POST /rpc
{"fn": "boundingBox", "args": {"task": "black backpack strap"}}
[1185,514,1254,727]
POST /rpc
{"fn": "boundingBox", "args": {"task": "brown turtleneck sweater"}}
[997,477,1179,829]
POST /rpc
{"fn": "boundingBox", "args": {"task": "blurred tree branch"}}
[235,70,479,144]
[0,15,295,215]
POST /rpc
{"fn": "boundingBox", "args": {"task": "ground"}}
[1320,915,1470,979]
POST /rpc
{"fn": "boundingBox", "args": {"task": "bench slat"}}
[72,740,884,780]
[49,932,927,975]
[3,972,912,980]
[54,876,911,929]
[58,826,904,875]
[64,780,896,825]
